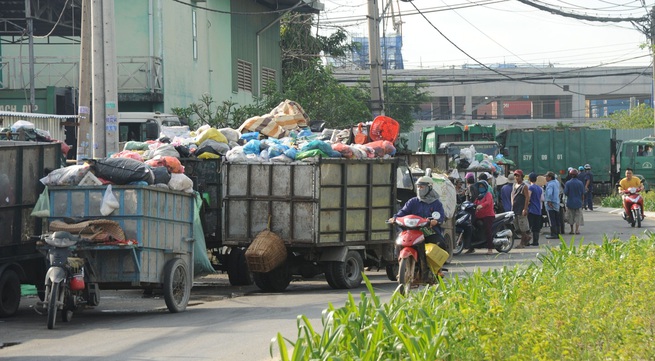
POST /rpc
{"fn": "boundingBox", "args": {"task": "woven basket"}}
[245,230,287,273]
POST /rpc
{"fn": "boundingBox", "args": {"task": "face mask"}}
[417,186,430,198]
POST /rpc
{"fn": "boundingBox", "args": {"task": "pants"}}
[479,216,494,249]
[585,190,593,210]
[548,209,560,236]
[528,213,542,243]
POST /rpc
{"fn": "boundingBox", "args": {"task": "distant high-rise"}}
[351,35,404,70]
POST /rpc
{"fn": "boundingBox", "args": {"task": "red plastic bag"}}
[354,123,368,145]
[369,116,400,143]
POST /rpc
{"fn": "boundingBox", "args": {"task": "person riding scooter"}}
[618,168,643,218]
[389,176,446,283]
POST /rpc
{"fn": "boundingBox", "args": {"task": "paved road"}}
[0,207,651,360]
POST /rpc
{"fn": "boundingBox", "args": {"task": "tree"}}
[596,103,654,129]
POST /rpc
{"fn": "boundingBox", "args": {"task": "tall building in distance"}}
[351,34,404,70]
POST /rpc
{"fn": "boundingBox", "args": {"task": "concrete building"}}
[0,0,322,115]
[333,66,653,121]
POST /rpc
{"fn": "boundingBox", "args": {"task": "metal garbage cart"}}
[47,185,194,313]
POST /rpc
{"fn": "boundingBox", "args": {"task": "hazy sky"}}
[316,0,653,69]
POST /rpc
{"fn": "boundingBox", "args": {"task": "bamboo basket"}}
[245,230,287,273]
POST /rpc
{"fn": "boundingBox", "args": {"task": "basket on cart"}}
[245,230,287,273]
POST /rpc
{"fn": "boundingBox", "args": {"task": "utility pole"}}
[367,0,384,116]
[25,0,35,112]
[90,0,119,158]
[77,0,92,161]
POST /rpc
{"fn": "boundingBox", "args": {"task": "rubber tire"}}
[453,231,465,256]
[397,257,415,296]
[385,264,398,281]
[163,258,191,313]
[495,225,514,253]
[227,248,254,286]
[253,262,291,292]
[330,251,364,289]
[636,209,642,228]
[0,270,21,317]
[47,284,59,330]
[325,263,340,289]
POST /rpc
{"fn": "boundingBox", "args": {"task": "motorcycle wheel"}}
[46,283,59,330]
[453,231,465,256]
[636,209,642,228]
[397,257,415,296]
[495,225,514,253]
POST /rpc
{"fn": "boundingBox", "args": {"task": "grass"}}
[272,235,655,360]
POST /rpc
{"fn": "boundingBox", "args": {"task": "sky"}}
[315,0,655,69]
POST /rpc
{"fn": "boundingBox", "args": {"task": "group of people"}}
[387,162,639,284]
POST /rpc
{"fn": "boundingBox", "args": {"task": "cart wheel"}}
[385,264,398,281]
[163,258,191,313]
[0,270,21,318]
[227,248,253,286]
[253,262,291,292]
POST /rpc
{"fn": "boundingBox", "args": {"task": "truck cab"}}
[619,137,655,191]
[118,112,181,143]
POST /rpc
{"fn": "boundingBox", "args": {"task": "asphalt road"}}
[1,206,652,361]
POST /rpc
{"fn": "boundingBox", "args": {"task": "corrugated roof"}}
[0,111,78,119]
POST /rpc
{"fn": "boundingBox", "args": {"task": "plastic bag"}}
[31,187,50,218]
[100,185,120,216]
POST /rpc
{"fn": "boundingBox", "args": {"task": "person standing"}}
[511,169,531,248]
[563,168,585,235]
[500,173,514,213]
[465,173,478,202]
[583,164,594,211]
[544,171,561,239]
[473,181,496,255]
[527,172,543,246]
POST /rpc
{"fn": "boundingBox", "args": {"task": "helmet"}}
[578,166,584,171]
[584,164,591,170]
[416,176,434,187]
[569,168,578,176]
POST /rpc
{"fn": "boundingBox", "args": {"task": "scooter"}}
[387,213,440,295]
[36,231,99,329]
[622,187,644,228]
[453,201,515,255]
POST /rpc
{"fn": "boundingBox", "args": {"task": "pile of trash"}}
[39,100,402,193]
[451,144,511,174]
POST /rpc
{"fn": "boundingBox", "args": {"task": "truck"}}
[0,141,61,317]
[220,158,422,291]
[496,128,655,194]
[118,112,182,143]
[420,123,496,153]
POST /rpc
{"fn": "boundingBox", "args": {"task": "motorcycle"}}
[387,213,441,295]
[453,201,515,255]
[622,187,644,228]
[36,231,99,329]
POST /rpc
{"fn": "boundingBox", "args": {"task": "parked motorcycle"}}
[453,201,515,255]
[36,231,99,329]
[387,213,441,295]
[622,187,644,228]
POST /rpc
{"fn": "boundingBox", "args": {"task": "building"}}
[0,0,323,115]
